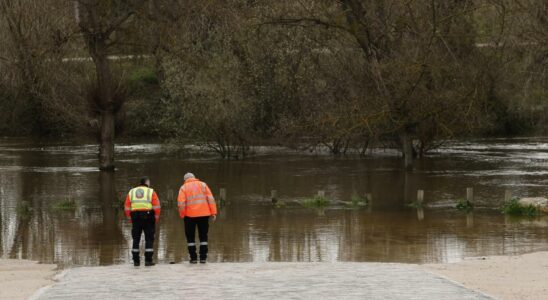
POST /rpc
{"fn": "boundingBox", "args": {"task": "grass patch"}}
[350,193,368,207]
[302,195,330,208]
[501,198,541,217]
[407,201,423,208]
[456,199,474,213]
[274,201,286,209]
[129,67,158,85]
[52,198,77,211]
[17,201,33,219]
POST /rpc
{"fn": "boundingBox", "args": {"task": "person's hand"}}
[211,215,217,222]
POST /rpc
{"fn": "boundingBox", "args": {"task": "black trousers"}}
[131,211,155,263]
[184,216,210,260]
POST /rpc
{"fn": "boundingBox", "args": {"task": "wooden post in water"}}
[220,188,227,205]
[504,190,512,202]
[317,190,325,198]
[417,190,424,205]
[466,187,474,203]
[271,190,278,204]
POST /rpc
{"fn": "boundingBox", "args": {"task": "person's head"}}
[184,172,195,181]
[140,176,150,187]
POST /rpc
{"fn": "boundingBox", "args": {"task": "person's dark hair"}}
[140,176,150,186]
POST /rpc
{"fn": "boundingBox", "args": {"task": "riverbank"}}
[0,259,57,300]
[425,251,548,300]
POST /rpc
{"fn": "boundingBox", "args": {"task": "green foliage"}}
[274,201,286,209]
[302,195,330,208]
[52,198,77,211]
[17,201,33,219]
[129,67,159,86]
[456,199,474,213]
[349,193,368,207]
[501,199,541,217]
[407,201,423,209]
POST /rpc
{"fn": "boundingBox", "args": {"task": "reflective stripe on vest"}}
[129,187,153,210]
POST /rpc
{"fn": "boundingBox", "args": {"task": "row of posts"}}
[415,187,513,205]
[162,186,513,208]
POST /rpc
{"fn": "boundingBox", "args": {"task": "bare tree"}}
[74,0,145,171]
[0,0,82,133]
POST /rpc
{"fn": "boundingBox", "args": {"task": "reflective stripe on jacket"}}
[177,178,217,218]
[124,186,161,221]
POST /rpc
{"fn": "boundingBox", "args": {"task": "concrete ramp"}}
[37,263,492,300]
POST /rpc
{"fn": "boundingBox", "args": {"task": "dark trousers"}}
[184,216,210,261]
[131,211,155,263]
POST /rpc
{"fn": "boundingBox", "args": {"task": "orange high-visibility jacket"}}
[177,178,217,218]
[124,185,161,222]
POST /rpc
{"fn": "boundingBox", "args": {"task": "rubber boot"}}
[188,245,197,264]
[145,251,154,266]
[132,251,140,267]
[199,244,208,263]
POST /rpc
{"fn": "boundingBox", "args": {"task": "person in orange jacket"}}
[125,176,161,266]
[177,172,217,264]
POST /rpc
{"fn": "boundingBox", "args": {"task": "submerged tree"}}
[0,0,546,161]
[265,0,494,168]
[74,0,146,171]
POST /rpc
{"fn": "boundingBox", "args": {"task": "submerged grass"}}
[17,201,33,219]
[501,198,541,217]
[53,198,77,211]
[349,193,368,207]
[407,201,423,208]
[456,199,474,213]
[301,195,330,208]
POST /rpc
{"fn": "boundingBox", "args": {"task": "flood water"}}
[1,137,547,266]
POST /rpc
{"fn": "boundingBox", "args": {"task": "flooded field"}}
[0,137,547,266]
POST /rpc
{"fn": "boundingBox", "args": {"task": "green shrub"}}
[456,199,474,212]
[302,195,330,208]
[501,198,540,217]
[53,198,77,211]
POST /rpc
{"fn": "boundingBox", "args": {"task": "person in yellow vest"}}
[124,176,161,266]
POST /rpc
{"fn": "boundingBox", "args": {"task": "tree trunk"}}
[75,0,135,172]
[99,110,115,171]
[93,46,116,171]
[400,131,414,171]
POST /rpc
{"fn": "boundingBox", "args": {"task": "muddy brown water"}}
[0,137,547,266]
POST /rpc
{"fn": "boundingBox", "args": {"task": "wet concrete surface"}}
[36,263,493,300]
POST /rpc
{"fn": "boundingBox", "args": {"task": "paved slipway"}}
[35,263,493,300]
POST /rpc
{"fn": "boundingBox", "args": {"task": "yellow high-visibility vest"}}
[129,186,153,211]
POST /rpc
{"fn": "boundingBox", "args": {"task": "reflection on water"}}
[0,137,547,266]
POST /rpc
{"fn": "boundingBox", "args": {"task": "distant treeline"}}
[0,1,546,165]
